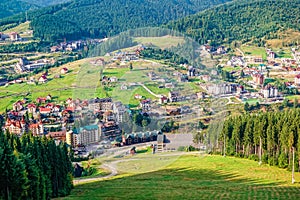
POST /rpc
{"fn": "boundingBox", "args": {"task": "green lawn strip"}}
[60,155,300,200]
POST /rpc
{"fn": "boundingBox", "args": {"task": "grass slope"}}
[60,154,300,200]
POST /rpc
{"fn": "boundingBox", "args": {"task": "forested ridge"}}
[218,108,300,170]
[0,0,38,19]
[0,131,73,199]
[166,0,300,46]
[1,0,231,41]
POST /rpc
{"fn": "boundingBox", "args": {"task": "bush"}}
[177,146,185,151]
[249,154,259,161]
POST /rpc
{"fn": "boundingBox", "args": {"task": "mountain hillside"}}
[25,0,231,41]
[22,0,69,6]
[166,0,300,46]
[0,0,38,19]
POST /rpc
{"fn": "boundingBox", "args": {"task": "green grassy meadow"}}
[60,154,300,200]
[134,36,184,49]
[241,46,267,60]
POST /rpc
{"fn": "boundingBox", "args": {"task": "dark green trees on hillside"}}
[1,0,231,41]
[0,131,73,199]
[166,0,300,46]
[218,108,300,170]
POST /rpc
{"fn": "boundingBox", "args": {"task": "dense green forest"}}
[0,0,231,41]
[166,0,300,46]
[140,48,189,65]
[213,108,300,170]
[0,131,73,199]
[22,0,70,6]
[0,0,38,19]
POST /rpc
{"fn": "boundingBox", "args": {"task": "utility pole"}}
[292,147,295,184]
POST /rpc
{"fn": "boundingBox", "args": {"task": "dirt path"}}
[73,152,189,185]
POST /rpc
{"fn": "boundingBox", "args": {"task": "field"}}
[134,36,184,49]
[60,154,300,200]
[240,46,267,60]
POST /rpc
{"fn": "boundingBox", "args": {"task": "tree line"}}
[0,130,73,199]
[165,0,300,46]
[1,0,231,41]
[213,108,300,171]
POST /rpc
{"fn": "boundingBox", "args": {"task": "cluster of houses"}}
[0,32,22,41]
[50,39,103,52]
[3,96,133,148]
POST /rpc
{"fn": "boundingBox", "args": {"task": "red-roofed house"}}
[39,75,48,83]
[27,103,37,114]
[13,100,24,111]
[36,97,47,104]
[39,107,51,114]
[295,74,300,85]
[61,67,69,74]
[29,121,44,136]
[5,118,26,135]
[47,131,66,142]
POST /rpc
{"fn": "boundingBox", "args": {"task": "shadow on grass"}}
[64,167,300,200]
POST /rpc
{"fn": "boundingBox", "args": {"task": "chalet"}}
[134,94,143,99]
[168,91,180,102]
[39,107,51,114]
[295,74,300,85]
[267,49,275,59]
[159,96,168,104]
[122,131,159,145]
[202,44,214,52]
[227,56,245,67]
[29,122,44,136]
[140,99,151,111]
[53,105,61,112]
[36,97,47,104]
[47,131,66,142]
[165,82,174,88]
[61,67,69,74]
[38,75,48,83]
[13,100,24,111]
[27,103,37,114]
[110,76,118,83]
[45,103,54,109]
[5,118,26,135]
